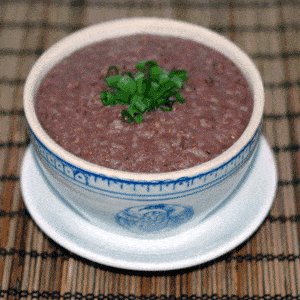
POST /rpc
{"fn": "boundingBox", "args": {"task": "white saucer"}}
[20,136,277,271]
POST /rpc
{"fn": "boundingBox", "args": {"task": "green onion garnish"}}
[100,61,187,123]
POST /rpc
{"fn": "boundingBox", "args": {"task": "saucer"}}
[20,136,277,271]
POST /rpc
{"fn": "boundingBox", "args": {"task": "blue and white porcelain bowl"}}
[23,18,264,239]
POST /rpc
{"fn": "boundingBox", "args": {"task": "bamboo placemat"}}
[1,0,300,299]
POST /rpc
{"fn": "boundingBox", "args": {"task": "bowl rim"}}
[23,17,264,181]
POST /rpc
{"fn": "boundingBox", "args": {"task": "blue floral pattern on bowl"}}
[116,204,194,233]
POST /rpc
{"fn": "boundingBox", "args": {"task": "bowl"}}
[23,17,264,239]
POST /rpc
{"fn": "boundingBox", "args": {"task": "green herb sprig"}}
[100,61,187,123]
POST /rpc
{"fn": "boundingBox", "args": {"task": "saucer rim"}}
[20,136,277,271]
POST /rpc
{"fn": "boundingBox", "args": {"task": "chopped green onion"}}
[170,75,184,89]
[121,72,133,77]
[136,60,158,71]
[117,75,137,94]
[131,94,148,113]
[169,70,187,82]
[174,91,185,103]
[121,110,133,123]
[106,74,123,87]
[127,105,137,116]
[134,113,143,124]
[115,90,131,104]
[127,106,144,124]
[156,97,167,106]
[149,66,168,82]
[134,72,146,94]
[106,66,119,78]
[100,60,187,123]
[160,106,173,111]
[101,91,116,106]
[158,74,170,85]
[147,81,160,99]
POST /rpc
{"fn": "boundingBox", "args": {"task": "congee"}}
[35,35,253,173]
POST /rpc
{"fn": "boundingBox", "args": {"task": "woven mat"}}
[1,0,299,299]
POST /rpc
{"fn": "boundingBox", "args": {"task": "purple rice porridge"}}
[35,34,253,173]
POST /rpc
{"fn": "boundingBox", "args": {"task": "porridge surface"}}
[35,35,253,173]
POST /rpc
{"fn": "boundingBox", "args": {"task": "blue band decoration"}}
[28,125,261,197]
